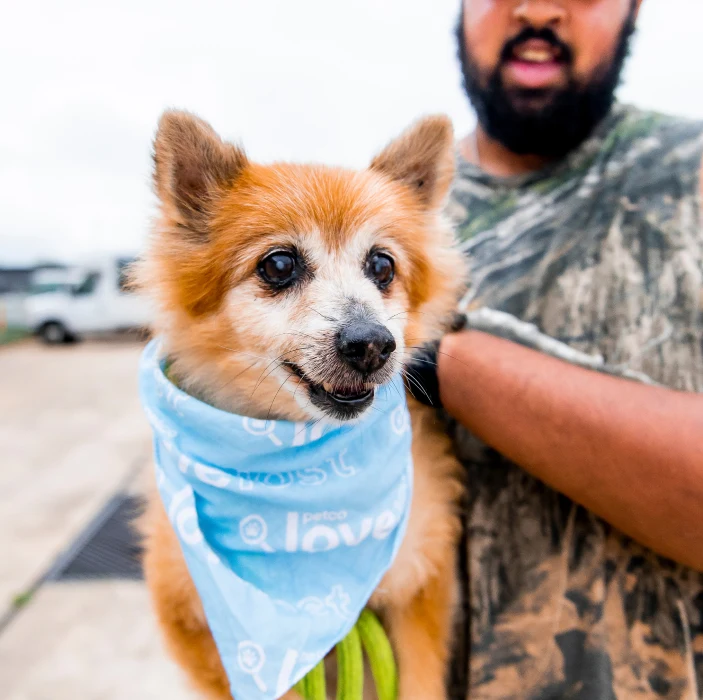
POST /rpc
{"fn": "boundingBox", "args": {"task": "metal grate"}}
[53,494,145,581]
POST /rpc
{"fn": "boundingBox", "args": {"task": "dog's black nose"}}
[337,322,397,375]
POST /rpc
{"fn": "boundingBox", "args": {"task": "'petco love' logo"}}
[283,508,399,553]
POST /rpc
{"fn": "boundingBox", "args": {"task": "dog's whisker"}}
[404,339,441,347]
[250,353,289,399]
[386,377,403,401]
[214,360,260,394]
[218,345,314,367]
[398,353,439,368]
[306,416,324,432]
[247,343,317,400]
[434,349,472,370]
[232,351,275,363]
[402,372,419,402]
[292,375,305,402]
[258,360,291,389]
[271,331,319,342]
[385,309,431,322]
[403,369,434,406]
[265,375,292,424]
[301,306,339,324]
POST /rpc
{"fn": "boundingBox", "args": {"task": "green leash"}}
[293,609,397,700]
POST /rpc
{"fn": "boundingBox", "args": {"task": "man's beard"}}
[456,7,637,158]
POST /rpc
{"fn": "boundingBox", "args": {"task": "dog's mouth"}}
[285,362,375,419]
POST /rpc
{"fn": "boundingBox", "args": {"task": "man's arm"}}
[439,330,703,571]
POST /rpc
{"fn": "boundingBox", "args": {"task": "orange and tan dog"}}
[137,111,465,699]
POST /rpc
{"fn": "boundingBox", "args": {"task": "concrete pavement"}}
[0,339,199,699]
[0,340,150,616]
[0,580,198,700]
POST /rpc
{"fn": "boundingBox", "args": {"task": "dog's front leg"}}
[384,560,458,700]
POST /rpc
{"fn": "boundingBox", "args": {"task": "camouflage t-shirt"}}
[447,104,703,699]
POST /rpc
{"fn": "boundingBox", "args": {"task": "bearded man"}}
[411,2,703,697]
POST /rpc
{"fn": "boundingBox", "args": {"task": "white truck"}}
[24,256,151,343]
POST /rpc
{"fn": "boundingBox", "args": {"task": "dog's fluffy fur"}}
[137,111,466,699]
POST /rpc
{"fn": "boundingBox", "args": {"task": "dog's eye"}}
[258,251,298,287]
[365,252,394,289]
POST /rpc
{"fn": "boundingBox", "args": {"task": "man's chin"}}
[503,85,565,114]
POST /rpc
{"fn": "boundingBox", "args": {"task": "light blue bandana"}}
[139,340,413,700]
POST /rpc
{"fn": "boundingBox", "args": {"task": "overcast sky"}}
[1,0,701,265]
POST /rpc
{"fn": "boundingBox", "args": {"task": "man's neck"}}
[459,124,556,178]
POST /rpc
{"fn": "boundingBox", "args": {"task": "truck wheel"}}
[40,322,69,344]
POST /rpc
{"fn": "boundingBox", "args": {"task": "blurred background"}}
[0,1,701,698]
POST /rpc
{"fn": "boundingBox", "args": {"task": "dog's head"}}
[137,111,465,422]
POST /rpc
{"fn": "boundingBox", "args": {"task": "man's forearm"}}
[439,330,703,570]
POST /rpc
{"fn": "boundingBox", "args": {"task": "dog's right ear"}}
[153,110,248,237]
[370,115,454,211]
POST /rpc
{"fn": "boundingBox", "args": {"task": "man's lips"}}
[504,61,565,89]
[503,38,567,89]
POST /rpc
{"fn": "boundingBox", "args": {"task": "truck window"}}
[29,283,72,295]
[117,258,135,293]
[73,272,101,296]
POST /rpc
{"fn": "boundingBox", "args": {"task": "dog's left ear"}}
[370,115,454,210]
[153,110,248,237]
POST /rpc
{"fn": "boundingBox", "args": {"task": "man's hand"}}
[437,329,703,571]
[404,312,467,408]
[405,305,660,408]
[405,341,442,407]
